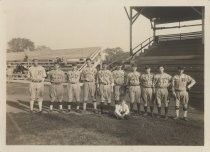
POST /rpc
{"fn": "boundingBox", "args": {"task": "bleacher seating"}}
[143,38,203,56]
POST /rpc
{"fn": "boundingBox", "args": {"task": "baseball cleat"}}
[164,116,168,120]
[157,115,161,119]
[173,116,179,120]
[30,110,35,114]
[183,117,188,121]
[143,113,148,117]
[37,111,43,114]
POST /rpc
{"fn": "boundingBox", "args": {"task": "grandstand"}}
[6,47,102,81]
[122,7,204,109]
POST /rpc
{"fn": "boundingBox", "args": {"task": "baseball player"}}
[81,58,97,113]
[67,63,81,112]
[153,65,172,119]
[172,66,196,121]
[27,59,46,113]
[112,63,125,105]
[140,65,155,117]
[97,62,114,114]
[114,100,130,120]
[126,63,141,114]
[48,63,65,112]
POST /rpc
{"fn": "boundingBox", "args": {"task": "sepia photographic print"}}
[1,0,210,152]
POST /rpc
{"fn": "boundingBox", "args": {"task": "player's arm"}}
[171,76,177,98]
[115,105,122,117]
[27,68,31,81]
[80,69,85,82]
[41,67,47,82]
[124,104,130,116]
[167,74,172,88]
[187,76,196,90]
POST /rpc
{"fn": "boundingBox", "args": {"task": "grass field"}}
[6,82,204,145]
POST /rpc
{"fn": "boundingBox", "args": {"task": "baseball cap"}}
[158,65,164,68]
[86,58,91,62]
[71,63,77,67]
[131,63,138,67]
[32,58,38,62]
[177,66,185,70]
[144,65,150,69]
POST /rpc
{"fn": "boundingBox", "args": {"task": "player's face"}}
[86,60,91,67]
[73,65,77,71]
[54,64,59,70]
[132,66,137,71]
[178,69,184,75]
[117,66,122,70]
[159,67,164,73]
[145,68,151,74]
[103,64,108,70]
[33,60,39,66]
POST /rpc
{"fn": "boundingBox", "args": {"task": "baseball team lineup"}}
[28,57,196,121]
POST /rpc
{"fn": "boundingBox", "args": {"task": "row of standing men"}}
[28,58,196,120]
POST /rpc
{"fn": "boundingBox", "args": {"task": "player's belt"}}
[68,82,79,84]
[175,89,185,92]
[84,80,94,82]
[31,80,42,83]
[114,83,124,86]
[142,86,152,88]
[99,82,109,85]
[51,82,62,85]
[129,84,140,86]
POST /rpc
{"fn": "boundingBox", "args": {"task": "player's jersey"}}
[81,66,97,82]
[172,74,196,91]
[140,73,154,88]
[154,73,172,88]
[98,70,113,85]
[112,70,125,85]
[48,69,65,83]
[67,70,80,84]
[127,71,141,86]
[28,65,46,81]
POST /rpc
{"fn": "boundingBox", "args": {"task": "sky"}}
[2,0,202,51]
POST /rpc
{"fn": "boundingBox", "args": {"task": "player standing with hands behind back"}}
[28,59,46,113]
[153,65,172,119]
[97,62,114,114]
[48,63,65,112]
[172,66,196,121]
[81,58,97,113]
[126,63,141,115]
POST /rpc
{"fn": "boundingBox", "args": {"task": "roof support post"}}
[202,7,204,44]
[130,7,133,56]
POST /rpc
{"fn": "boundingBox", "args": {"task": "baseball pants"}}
[129,85,141,103]
[175,90,189,108]
[67,83,81,102]
[99,84,112,103]
[29,82,44,101]
[141,87,154,106]
[114,85,125,101]
[49,84,64,102]
[83,81,96,102]
[155,88,169,107]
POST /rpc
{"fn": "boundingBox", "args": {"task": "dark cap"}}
[131,63,138,67]
[144,65,150,69]
[177,66,185,70]
[86,58,91,62]
[71,63,77,67]
[158,65,164,68]
[32,58,38,62]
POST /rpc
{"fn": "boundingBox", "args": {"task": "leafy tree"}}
[7,38,35,52]
[35,45,51,51]
[103,47,125,63]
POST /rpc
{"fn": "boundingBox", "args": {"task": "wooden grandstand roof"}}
[7,47,101,61]
[134,7,203,24]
